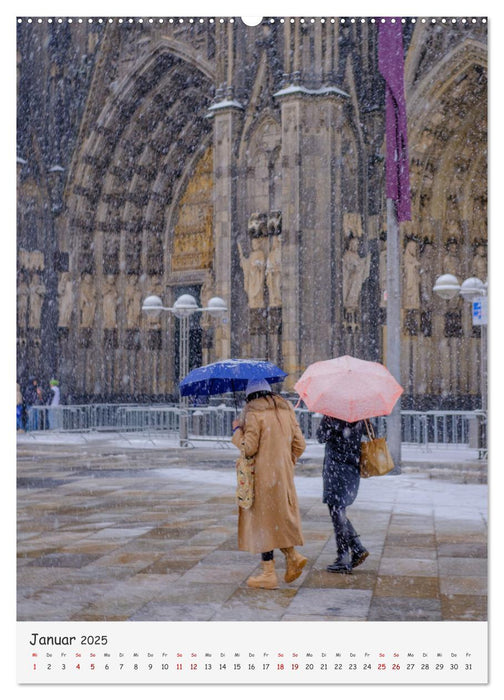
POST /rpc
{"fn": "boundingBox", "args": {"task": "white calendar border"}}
[5,0,502,696]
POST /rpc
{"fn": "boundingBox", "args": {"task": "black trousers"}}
[327,503,358,550]
[261,551,274,561]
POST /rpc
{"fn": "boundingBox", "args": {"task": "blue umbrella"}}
[179,358,287,397]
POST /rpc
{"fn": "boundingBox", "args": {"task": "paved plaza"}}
[17,433,487,623]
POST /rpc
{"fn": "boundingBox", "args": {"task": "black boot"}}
[350,536,369,569]
[327,519,352,573]
[326,550,352,573]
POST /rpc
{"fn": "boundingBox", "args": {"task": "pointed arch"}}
[407,38,487,239]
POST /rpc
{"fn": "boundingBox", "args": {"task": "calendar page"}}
[13,0,493,693]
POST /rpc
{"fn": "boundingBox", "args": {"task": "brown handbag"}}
[235,449,255,509]
[359,419,395,478]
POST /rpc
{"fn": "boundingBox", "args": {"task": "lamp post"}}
[433,273,487,452]
[142,293,227,445]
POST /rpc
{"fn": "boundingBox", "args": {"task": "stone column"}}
[210,102,243,360]
[276,89,347,388]
[276,94,302,388]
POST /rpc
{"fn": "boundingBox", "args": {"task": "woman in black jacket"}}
[316,415,369,573]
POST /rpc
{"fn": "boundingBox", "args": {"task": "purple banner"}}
[378,18,412,222]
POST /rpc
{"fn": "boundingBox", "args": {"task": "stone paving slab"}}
[17,436,487,623]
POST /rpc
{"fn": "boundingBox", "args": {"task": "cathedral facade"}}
[16,16,487,409]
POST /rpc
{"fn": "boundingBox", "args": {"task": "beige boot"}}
[280,547,308,583]
[247,560,279,589]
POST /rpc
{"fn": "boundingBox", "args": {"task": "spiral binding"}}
[16,17,488,25]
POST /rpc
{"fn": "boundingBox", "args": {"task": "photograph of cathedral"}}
[16,16,487,410]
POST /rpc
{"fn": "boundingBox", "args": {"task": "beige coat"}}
[231,395,306,554]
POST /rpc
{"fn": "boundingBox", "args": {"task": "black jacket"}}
[24,383,42,406]
[316,416,364,507]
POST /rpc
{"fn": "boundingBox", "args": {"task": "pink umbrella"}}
[294,355,403,422]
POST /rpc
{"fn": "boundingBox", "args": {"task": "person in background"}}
[24,377,43,430]
[231,379,307,589]
[316,415,369,573]
[17,383,24,431]
[48,379,61,430]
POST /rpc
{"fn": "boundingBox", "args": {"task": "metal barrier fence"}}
[23,404,486,450]
[24,404,182,434]
[292,410,486,450]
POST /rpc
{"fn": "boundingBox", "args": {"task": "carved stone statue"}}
[342,234,370,310]
[472,240,487,282]
[28,273,46,329]
[57,271,74,327]
[79,273,97,328]
[125,275,141,328]
[419,238,435,305]
[29,250,45,271]
[125,275,142,329]
[248,212,267,238]
[199,274,214,328]
[238,236,266,309]
[17,273,29,329]
[102,274,118,329]
[266,234,282,308]
[441,236,462,317]
[267,211,282,236]
[442,236,459,277]
[403,238,421,309]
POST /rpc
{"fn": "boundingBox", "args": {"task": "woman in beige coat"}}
[231,378,307,589]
